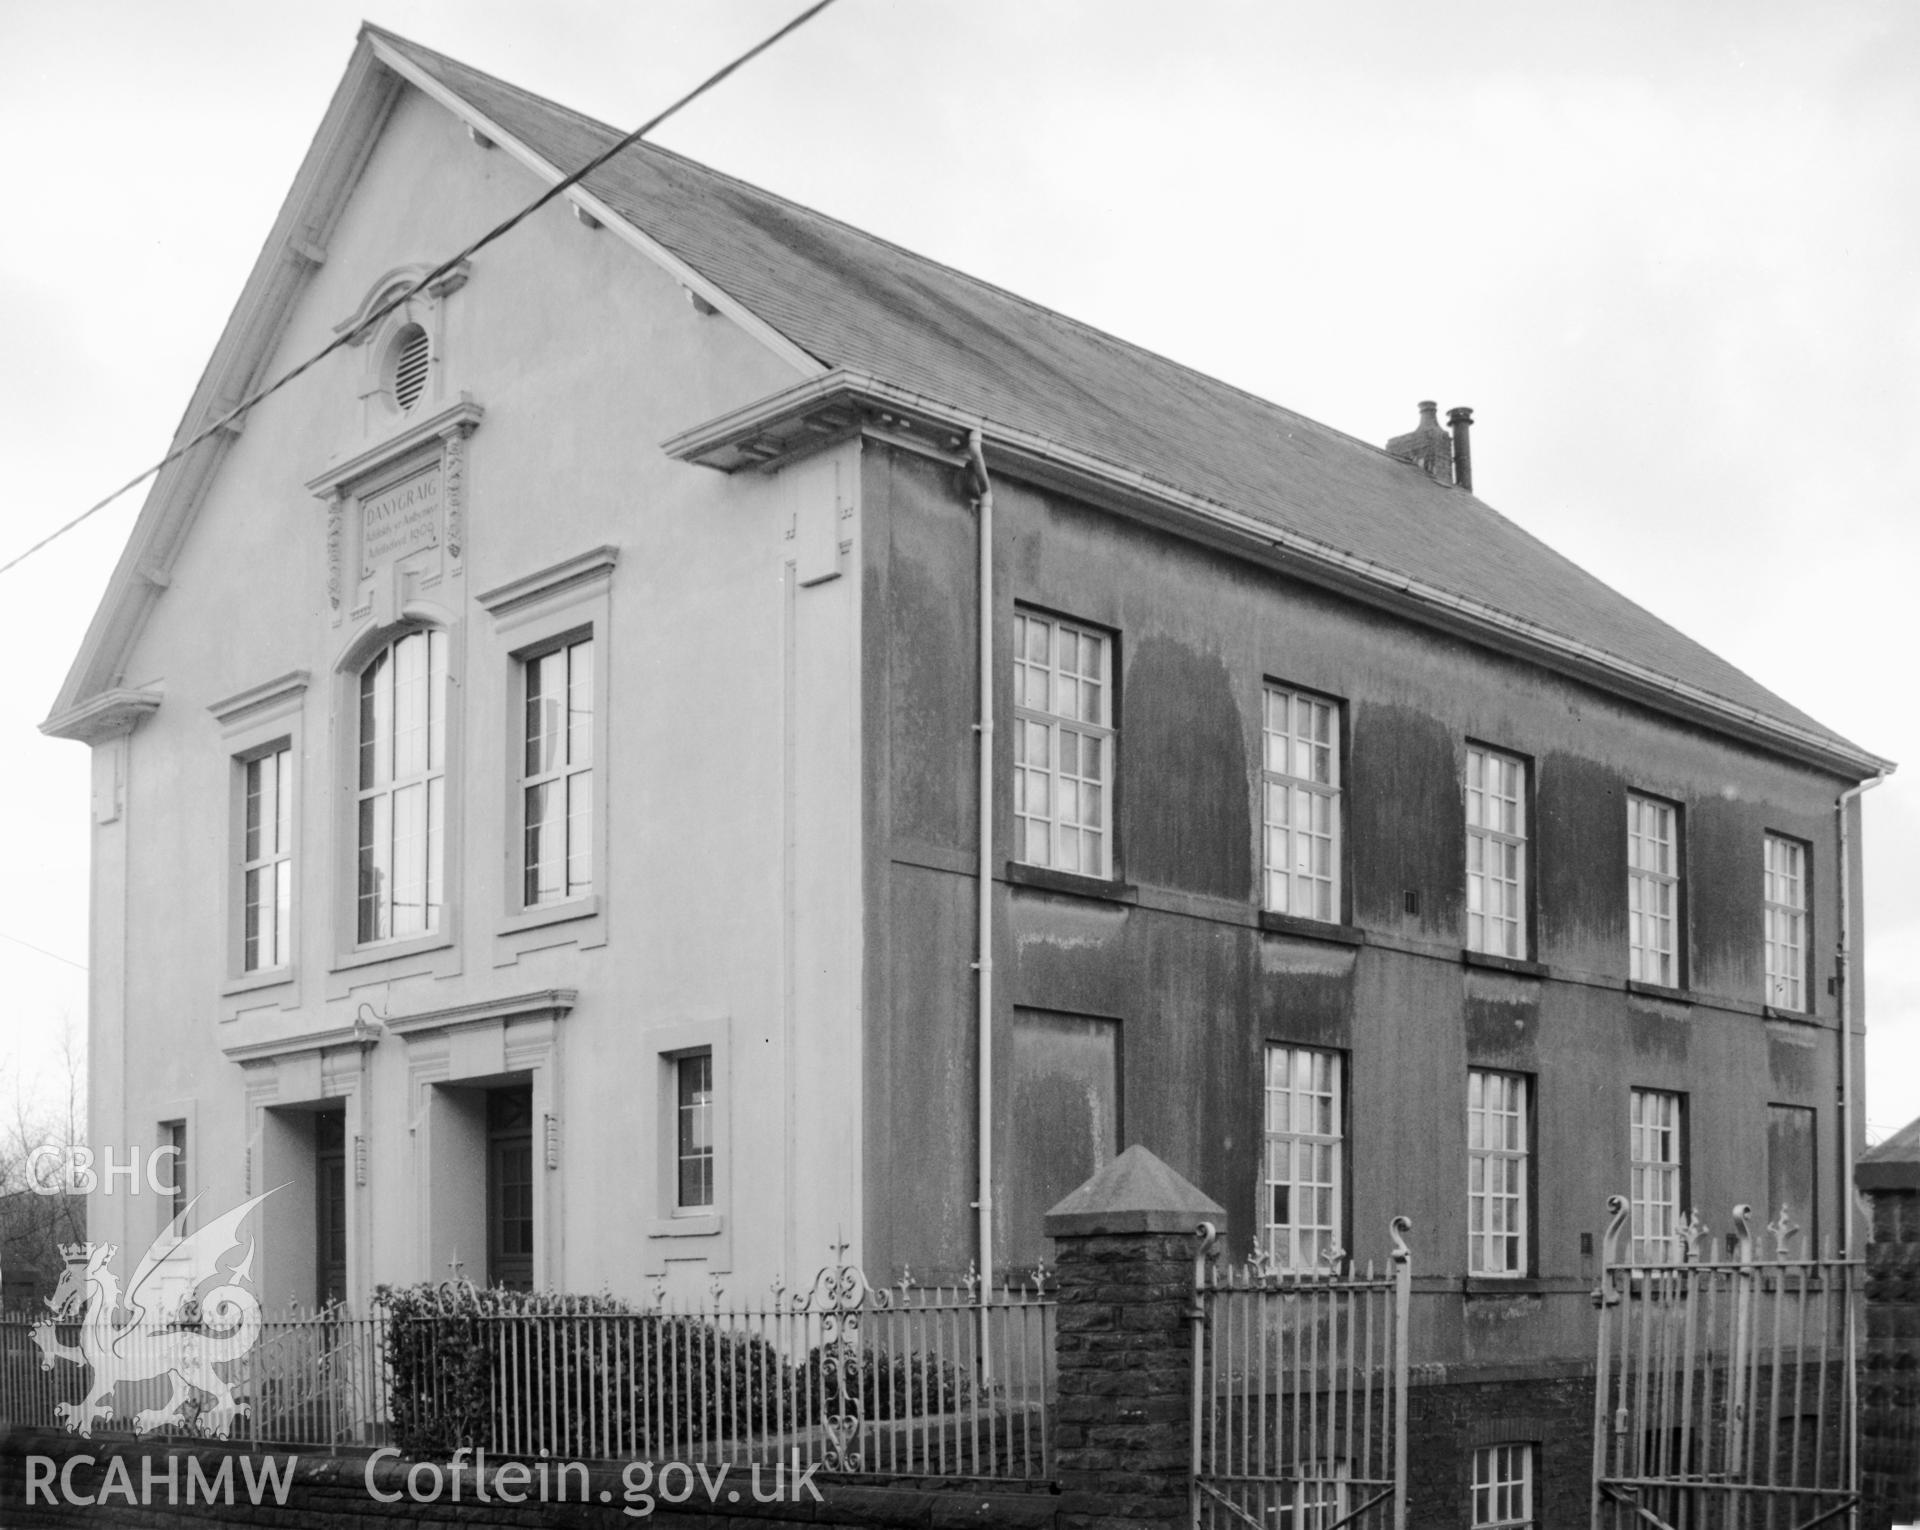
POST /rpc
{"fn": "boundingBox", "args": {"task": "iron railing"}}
[1591,1196,1862,1530]
[0,1304,391,1449]
[1192,1219,1412,1530]
[453,1273,1053,1476]
[0,1265,1054,1480]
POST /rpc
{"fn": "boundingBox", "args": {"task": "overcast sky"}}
[0,1,1914,1147]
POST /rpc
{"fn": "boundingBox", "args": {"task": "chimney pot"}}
[1386,401,1454,483]
[1446,406,1474,492]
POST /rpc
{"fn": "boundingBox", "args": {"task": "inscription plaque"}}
[361,467,442,574]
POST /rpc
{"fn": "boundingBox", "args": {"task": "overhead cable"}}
[0,0,840,579]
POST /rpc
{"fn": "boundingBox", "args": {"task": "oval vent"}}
[391,325,430,412]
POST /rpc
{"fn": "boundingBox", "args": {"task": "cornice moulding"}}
[41,687,163,744]
[476,547,620,616]
[386,988,578,1035]
[224,1023,384,1065]
[334,259,472,339]
[306,396,484,498]
[663,371,1893,783]
[208,670,311,728]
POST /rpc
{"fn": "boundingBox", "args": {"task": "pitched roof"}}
[47,24,1882,777]
[370,28,1881,769]
[1858,1115,1920,1191]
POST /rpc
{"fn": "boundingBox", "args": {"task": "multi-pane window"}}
[1263,688,1340,921]
[1013,612,1112,878]
[676,1052,715,1211]
[356,629,447,944]
[1763,835,1806,1010]
[1630,1089,1684,1263]
[242,746,292,971]
[161,1120,188,1231]
[1471,1444,1535,1530]
[1284,1465,1349,1530]
[1628,795,1680,985]
[1466,747,1527,957]
[1263,1045,1343,1269]
[522,637,594,906]
[1468,1071,1529,1276]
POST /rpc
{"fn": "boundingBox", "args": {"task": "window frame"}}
[1261,1044,1345,1272]
[477,548,618,949]
[352,626,450,950]
[1763,833,1809,1012]
[1470,1443,1536,1530]
[516,629,596,912]
[648,1017,732,1262]
[211,670,309,1007]
[328,613,463,978]
[1261,685,1343,923]
[1465,745,1530,959]
[1629,1088,1686,1264]
[160,1119,188,1231]
[673,1051,716,1213]
[240,744,295,975]
[1283,1462,1350,1530]
[1467,1069,1531,1278]
[1628,793,1684,987]
[1012,608,1116,881]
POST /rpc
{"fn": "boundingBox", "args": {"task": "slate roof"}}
[1858,1116,1920,1190]
[375,28,1870,761]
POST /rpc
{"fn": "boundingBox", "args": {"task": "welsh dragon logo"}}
[32,1189,277,1438]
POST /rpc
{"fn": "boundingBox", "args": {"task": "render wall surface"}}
[76,78,864,1306]
[861,442,1863,1381]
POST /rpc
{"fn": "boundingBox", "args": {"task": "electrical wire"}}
[0,929,87,972]
[0,0,840,580]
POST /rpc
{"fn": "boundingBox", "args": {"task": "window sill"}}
[496,895,600,938]
[1627,979,1693,1005]
[1258,910,1364,946]
[1005,862,1138,904]
[1462,950,1547,978]
[222,967,295,998]
[332,930,454,973]
[649,1213,723,1239]
[1764,1004,1818,1026]
[1464,1275,1545,1296]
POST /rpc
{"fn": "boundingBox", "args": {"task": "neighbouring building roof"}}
[1858,1117,1920,1192]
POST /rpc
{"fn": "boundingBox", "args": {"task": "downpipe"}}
[1835,769,1884,1529]
[965,430,995,1295]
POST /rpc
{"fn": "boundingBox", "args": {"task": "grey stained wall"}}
[860,442,1862,1376]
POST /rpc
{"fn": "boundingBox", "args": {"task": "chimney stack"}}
[1446,406,1474,493]
[1385,401,1476,490]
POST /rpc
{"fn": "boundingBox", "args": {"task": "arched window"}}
[356,629,446,943]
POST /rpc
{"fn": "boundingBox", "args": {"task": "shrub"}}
[377,1285,792,1460]
[795,1340,970,1421]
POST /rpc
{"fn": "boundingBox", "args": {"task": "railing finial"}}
[1730,1204,1755,1265]
[1601,1194,1631,1266]
[1389,1215,1412,1265]
[1679,1207,1711,1264]
[1767,1202,1800,1260]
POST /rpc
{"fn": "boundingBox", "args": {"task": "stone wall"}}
[1861,1185,1920,1529]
